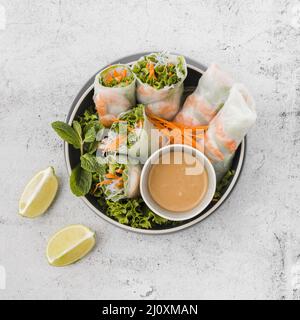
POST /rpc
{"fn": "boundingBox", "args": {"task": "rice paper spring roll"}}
[94,64,136,127]
[99,104,166,163]
[132,52,187,120]
[204,84,257,181]
[96,154,141,202]
[174,64,234,126]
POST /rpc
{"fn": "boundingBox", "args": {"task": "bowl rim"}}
[140,144,217,221]
[64,53,246,235]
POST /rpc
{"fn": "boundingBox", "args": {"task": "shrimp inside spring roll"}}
[132,53,187,120]
[99,104,167,163]
[93,155,141,202]
[204,83,257,181]
[175,64,233,126]
[94,64,136,127]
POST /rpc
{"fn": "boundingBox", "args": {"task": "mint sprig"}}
[51,114,104,197]
[51,121,82,150]
[70,164,92,197]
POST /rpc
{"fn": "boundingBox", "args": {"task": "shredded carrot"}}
[92,179,113,194]
[105,73,113,84]
[112,119,127,124]
[136,120,144,128]
[115,168,123,174]
[116,182,124,189]
[105,173,118,179]
[105,70,123,84]
[152,121,165,130]
[147,112,207,152]
[149,64,155,79]
[92,176,122,194]
[107,69,127,83]
[173,122,208,131]
[146,62,156,80]
[99,180,113,185]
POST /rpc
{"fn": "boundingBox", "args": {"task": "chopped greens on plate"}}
[213,169,235,202]
[132,53,186,89]
[100,65,134,88]
[106,104,145,149]
[103,198,173,229]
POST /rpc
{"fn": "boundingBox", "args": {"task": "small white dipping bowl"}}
[140,144,216,221]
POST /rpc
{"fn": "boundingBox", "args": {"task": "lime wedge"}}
[46,224,96,267]
[19,167,58,218]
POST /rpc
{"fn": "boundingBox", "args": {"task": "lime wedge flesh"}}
[46,224,96,267]
[19,167,58,218]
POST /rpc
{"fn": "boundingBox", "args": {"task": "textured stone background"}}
[0,0,299,300]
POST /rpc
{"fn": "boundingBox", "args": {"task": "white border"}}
[64,62,245,235]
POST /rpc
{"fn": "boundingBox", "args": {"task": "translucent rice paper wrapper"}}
[102,154,141,202]
[99,106,168,164]
[125,115,166,163]
[93,64,136,127]
[135,53,187,120]
[204,84,257,181]
[174,63,234,126]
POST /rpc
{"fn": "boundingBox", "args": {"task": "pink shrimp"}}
[137,85,154,98]
[175,94,216,126]
[204,132,224,161]
[146,101,179,120]
[95,92,131,127]
[214,118,237,153]
[174,112,200,127]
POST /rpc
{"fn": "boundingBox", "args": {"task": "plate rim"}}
[64,53,246,235]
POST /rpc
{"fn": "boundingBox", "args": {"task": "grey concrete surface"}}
[0,0,299,300]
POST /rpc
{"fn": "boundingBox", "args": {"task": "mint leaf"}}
[84,126,96,143]
[86,141,99,154]
[80,153,106,174]
[51,121,81,149]
[73,120,82,139]
[69,164,92,196]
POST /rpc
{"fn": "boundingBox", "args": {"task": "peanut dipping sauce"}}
[148,151,208,212]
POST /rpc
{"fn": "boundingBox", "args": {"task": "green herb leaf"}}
[84,126,96,143]
[72,120,82,141]
[109,104,145,148]
[100,65,134,88]
[85,141,99,154]
[51,121,81,149]
[213,169,235,202]
[69,164,92,196]
[80,153,106,174]
[103,198,173,229]
[132,53,186,89]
